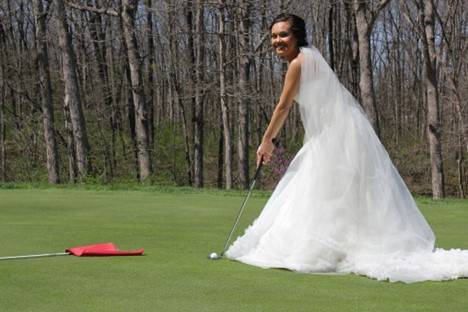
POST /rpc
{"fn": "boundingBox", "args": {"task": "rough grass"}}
[0,188,467,312]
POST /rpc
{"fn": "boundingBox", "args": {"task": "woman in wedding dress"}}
[225,13,468,283]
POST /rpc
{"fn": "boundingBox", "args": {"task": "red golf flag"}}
[66,242,144,257]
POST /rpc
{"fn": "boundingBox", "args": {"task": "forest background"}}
[0,0,466,199]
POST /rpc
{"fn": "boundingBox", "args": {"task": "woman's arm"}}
[257,55,302,166]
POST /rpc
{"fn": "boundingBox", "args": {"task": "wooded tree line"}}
[0,0,466,198]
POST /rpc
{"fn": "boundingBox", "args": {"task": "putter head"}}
[208,252,222,260]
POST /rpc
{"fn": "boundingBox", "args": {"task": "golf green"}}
[0,188,467,311]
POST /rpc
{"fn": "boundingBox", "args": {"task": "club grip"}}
[253,138,278,181]
[253,159,263,181]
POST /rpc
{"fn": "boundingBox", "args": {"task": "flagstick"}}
[0,252,69,261]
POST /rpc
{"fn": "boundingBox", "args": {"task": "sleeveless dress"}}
[225,46,468,283]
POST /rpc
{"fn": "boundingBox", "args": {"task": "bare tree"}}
[0,20,6,182]
[0,0,465,194]
[121,0,153,181]
[420,0,445,198]
[218,0,233,189]
[33,0,60,184]
[54,0,90,180]
[237,0,252,189]
[353,0,392,136]
[0,61,5,182]
[193,0,205,187]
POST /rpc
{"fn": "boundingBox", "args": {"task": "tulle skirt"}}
[226,100,468,283]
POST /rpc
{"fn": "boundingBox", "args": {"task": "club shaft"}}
[0,252,69,261]
[221,163,262,256]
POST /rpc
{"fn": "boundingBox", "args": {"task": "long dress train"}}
[225,46,468,283]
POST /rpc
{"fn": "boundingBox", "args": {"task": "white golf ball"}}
[209,252,219,259]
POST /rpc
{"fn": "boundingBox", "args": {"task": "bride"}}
[225,13,468,283]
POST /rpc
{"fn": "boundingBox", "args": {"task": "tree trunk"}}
[218,0,232,189]
[54,0,90,180]
[166,5,192,186]
[456,141,465,198]
[121,0,152,181]
[353,0,380,136]
[185,3,196,185]
[344,1,360,97]
[145,0,156,158]
[237,0,251,189]
[193,0,205,187]
[217,128,224,188]
[0,26,6,182]
[0,71,5,182]
[106,25,121,175]
[63,100,78,182]
[33,0,60,184]
[420,0,445,198]
[125,62,140,181]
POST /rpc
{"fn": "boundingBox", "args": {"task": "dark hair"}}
[270,13,308,47]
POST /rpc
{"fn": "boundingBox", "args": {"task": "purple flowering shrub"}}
[261,145,293,189]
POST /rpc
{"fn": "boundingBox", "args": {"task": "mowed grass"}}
[0,188,467,312]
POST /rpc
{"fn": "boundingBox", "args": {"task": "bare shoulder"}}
[286,53,303,77]
[292,52,305,67]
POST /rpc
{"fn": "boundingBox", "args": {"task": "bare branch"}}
[368,0,392,31]
[400,0,425,36]
[254,32,269,53]
[65,1,119,16]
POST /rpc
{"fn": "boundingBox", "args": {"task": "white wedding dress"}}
[226,46,468,283]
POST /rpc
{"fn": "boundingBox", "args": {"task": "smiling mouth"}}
[275,45,287,52]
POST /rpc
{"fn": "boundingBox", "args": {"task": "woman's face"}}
[271,21,298,60]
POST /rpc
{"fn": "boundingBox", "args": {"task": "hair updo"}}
[269,13,308,47]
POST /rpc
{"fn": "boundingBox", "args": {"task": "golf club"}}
[208,157,265,260]
[209,138,279,260]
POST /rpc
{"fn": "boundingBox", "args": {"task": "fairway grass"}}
[0,188,467,311]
